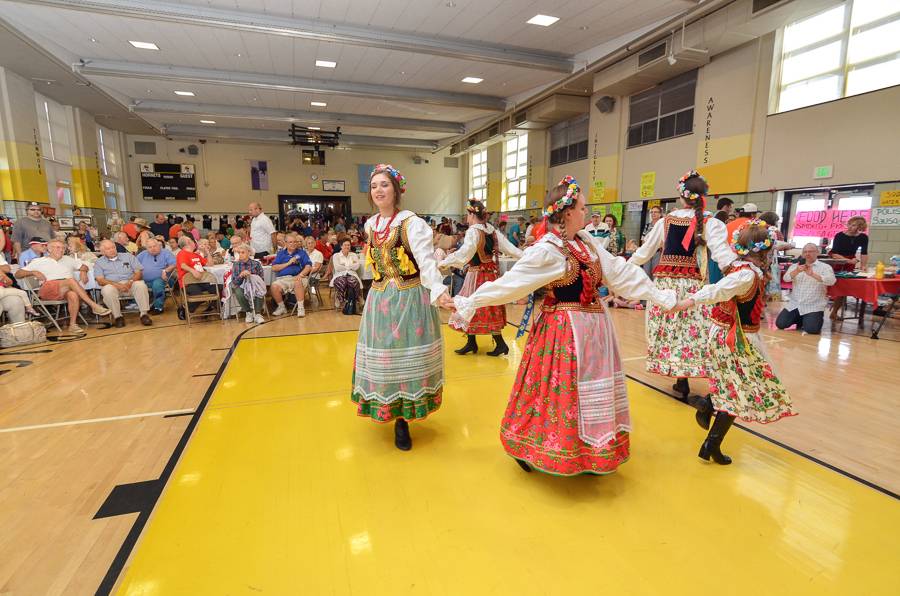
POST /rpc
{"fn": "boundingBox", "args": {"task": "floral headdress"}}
[542,175,580,218]
[677,169,707,203]
[370,163,406,194]
[466,198,486,215]
[731,219,777,256]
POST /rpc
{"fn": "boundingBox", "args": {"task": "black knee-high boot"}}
[673,377,690,402]
[486,333,509,356]
[694,395,713,430]
[455,334,478,355]
[394,418,412,451]
[698,411,735,465]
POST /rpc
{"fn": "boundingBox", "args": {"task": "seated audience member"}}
[114,231,137,254]
[315,234,333,261]
[230,244,265,324]
[67,236,97,264]
[777,243,836,335]
[94,239,153,327]
[77,221,95,250]
[275,232,286,251]
[0,250,37,322]
[349,230,363,252]
[137,238,177,314]
[331,238,361,315]
[216,231,230,250]
[175,236,217,315]
[167,237,181,256]
[182,219,201,242]
[16,239,110,333]
[270,233,312,318]
[305,236,325,276]
[149,213,170,238]
[18,237,48,267]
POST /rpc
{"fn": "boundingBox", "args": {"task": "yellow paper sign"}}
[647,199,661,209]
[881,190,900,207]
[640,172,656,199]
[591,180,605,202]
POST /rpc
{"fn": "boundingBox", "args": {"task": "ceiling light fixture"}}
[308,126,321,130]
[90,37,99,43]
[129,40,159,50]
[315,60,337,68]
[200,120,216,124]
[461,77,483,84]
[174,91,195,96]
[310,101,327,107]
[527,14,559,26]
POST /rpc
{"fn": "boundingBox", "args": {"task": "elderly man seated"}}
[94,239,153,327]
[17,237,47,267]
[231,245,266,324]
[270,233,311,317]
[15,239,110,333]
[776,243,837,335]
[137,237,177,314]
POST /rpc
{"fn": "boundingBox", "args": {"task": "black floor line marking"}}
[94,480,163,520]
[162,412,195,419]
[190,373,217,377]
[96,319,332,595]
[210,347,230,351]
[0,348,53,355]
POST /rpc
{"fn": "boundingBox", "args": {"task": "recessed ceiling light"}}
[579,26,589,31]
[200,120,216,124]
[527,14,559,26]
[90,37,99,43]
[308,126,321,130]
[446,1,456,7]
[235,52,243,57]
[174,91,195,96]
[461,77,483,84]
[315,60,337,68]
[129,40,159,50]
[310,101,327,107]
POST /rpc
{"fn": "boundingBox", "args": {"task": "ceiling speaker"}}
[595,96,616,113]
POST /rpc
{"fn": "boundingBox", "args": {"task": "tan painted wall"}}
[123,135,464,217]
[0,66,48,204]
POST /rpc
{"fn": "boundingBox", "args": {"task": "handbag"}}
[0,321,47,347]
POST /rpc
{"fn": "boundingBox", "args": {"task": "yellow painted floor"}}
[117,328,900,595]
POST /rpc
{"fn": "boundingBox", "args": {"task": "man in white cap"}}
[11,202,53,258]
[583,212,611,250]
[726,202,758,244]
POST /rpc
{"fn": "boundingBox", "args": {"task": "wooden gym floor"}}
[1,301,898,594]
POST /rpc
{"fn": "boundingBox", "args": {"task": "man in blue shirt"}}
[270,233,312,317]
[137,238,177,314]
[17,237,47,267]
[94,239,152,327]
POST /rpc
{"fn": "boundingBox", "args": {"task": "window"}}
[35,93,71,164]
[470,149,487,202]
[502,134,528,212]
[627,70,696,148]
[775,1,900,112]
[549,115,588,167]
[98,126,125,211]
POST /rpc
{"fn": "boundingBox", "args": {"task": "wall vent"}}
[134,141,157,155]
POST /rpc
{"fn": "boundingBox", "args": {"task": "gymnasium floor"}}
[1,305,899,594]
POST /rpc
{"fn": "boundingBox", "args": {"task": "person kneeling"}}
[776,243,835,335]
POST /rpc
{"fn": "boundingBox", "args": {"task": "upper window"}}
[549,114,589,167]
[35,93,71,164]
[502,134,528,212]
[470,149,487,202]
[627,69,697,148]
[97,126,120,180]
[775,1,900,113]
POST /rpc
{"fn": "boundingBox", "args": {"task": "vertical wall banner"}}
[250,160,269,191]
[703,97,715,165]
[640,171,656,199]
[358,164,375,193]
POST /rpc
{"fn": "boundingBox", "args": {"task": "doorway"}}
[277,195,350,228]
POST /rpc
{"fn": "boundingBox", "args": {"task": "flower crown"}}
[677,169,707,202]
[370,163,406,194]
[731,219,777,256]
[542,175,580,218]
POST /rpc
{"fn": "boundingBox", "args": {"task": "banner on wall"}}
[880,190,900,206]
[358,164,375,193]
[871,206,900,227]
[250,160,268,190]
[792,208,871,238]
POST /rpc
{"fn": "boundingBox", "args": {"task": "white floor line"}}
[621,355,647,362]
[0,409,195,434]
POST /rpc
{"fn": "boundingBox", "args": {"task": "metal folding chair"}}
[179,278,223,326]
[18,277,88,332]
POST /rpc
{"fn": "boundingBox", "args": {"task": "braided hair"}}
[677,170,709,248]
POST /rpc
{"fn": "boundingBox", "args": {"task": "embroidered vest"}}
[653,215,704,280]
[542,238,604,313]
[367,218,421,291]
[710,264,765,333]
[469,229,498,268]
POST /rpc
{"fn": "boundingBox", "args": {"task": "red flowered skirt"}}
[449,266,506,335]
[500,311,630,476]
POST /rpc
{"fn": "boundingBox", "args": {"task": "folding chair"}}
[18,276,88,332]
[179,276,223,326]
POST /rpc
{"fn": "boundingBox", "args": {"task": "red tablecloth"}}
[828,277,900,303]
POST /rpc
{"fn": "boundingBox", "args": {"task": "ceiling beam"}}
[74,59,505,111]
[131,99,464,134]
[14,0,574,73]
[162,124,438,150]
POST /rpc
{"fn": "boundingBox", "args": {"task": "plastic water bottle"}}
[854,247,862,271]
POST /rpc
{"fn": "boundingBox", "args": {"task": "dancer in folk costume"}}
[628,170,737,401]
[453,176,676,476]
[441,199,523,357]
[351,164,455,451]
[671,220,795,464]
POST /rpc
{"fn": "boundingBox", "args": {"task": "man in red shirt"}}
[726,202,758,244]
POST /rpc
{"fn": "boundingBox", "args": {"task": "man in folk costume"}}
[628,170,736,402]
[441,199,523,356]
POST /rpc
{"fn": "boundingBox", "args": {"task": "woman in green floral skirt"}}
[351,164,455,450]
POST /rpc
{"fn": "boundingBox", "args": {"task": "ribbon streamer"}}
[516,293,536,339]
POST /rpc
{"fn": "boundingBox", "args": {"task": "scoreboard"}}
[140,163,196,200]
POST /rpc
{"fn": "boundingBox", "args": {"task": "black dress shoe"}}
[149,308,164,315]
[515,459,532,473]
[113,316,126,328]
[140,314,153,326]
[394,418,412,451]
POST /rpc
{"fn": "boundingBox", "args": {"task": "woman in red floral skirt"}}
[454,176,676,475]
[441,199,523,356]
